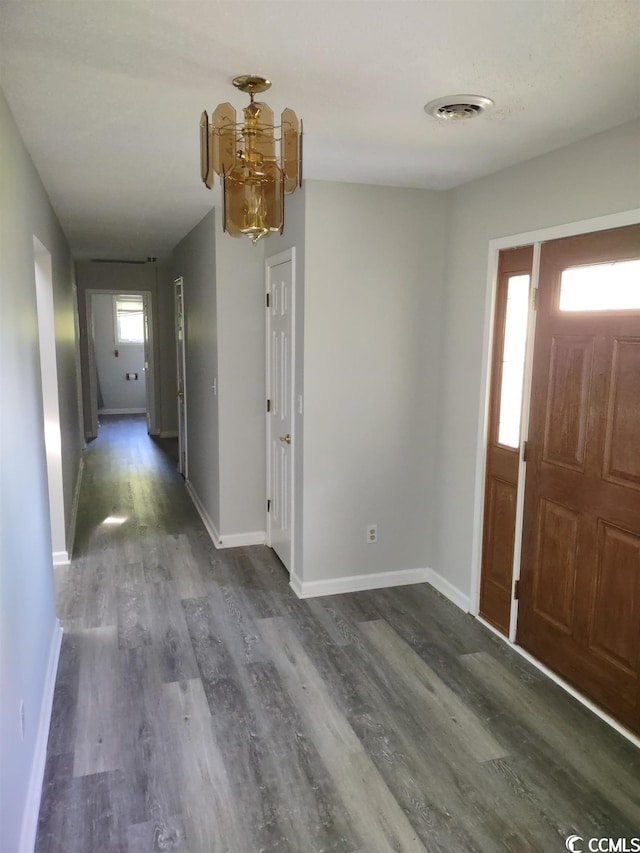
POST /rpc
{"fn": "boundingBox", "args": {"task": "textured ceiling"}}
[1,0,639,259]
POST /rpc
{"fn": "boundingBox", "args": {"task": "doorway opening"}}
[84,289,157,440]
[34,238,68,565]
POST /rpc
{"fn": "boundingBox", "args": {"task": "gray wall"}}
[214,211,268,537]
[171,207,268,540]
[172,210,221,531]
[302,181,448,583]
[157,261,178,435]
[0,89,83,852]
[92,292,146,411]
[434,118,640,599]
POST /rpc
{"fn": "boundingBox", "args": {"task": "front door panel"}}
[480,246,533,634]
[517,225,640,734]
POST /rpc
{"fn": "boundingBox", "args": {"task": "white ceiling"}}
[1,1,639,259]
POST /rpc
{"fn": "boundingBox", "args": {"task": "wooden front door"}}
[517,225,640,734]
[480,246,533,635]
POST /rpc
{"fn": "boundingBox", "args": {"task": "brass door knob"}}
[280,434,291,444]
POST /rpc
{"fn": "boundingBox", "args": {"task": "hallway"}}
[36,417,640,852]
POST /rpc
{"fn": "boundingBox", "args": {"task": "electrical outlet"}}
[367,524,378,544]
[19,701,25,740]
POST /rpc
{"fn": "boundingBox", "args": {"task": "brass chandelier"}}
[200,75,302,244]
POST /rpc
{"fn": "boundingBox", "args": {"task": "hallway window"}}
[114,295,144,344]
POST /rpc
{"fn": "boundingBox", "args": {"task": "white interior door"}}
[174,278,188,477]
[266,251,295,572]
[86,295,99,440]
[142,293,152,433]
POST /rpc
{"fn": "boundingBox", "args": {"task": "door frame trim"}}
[174,277,188,478]
[33,237,68,563]
[505,242,540,642]
[265,247,297,576]
[471,208,640,634]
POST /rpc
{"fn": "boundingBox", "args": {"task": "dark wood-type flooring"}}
[36,415,640,852]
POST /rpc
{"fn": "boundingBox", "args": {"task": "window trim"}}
[113,294,145,345]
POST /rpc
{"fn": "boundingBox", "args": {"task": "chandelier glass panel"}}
[200,76,302,244]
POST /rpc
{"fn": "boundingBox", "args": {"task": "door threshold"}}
[476,614,640,749]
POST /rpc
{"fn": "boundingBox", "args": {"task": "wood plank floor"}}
[36,415,640,852]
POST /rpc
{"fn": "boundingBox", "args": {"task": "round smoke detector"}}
[424,94,494,120]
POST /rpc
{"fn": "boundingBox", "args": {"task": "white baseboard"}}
[98,407,146,415]
[159,430,178,438]
[186,481,223,547]
[185,481,265,550]
[216,531,266,548]
[65,454,84,560]
[289,565,471,609]
[292,567,430,599]
[19,620,63,853]
[52,550,70,567]
[425,568,471,612]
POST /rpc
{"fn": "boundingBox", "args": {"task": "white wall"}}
[301,181,448,584]
[434,119,640,601]
[0,88,82,853]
